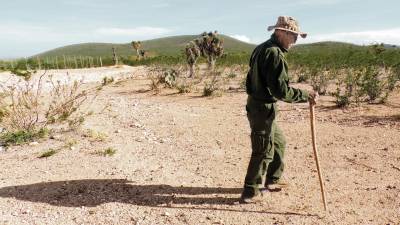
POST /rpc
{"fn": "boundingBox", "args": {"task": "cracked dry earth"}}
[0,67,399,225]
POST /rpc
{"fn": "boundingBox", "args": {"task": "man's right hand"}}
[308,91,319,105]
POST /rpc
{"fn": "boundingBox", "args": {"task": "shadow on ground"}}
[0,179,318,217]
[0,179,240,207]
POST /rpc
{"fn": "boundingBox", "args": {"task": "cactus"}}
[185,31,224,77]
[163,69,177,87]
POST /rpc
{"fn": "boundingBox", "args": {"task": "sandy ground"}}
[0,66,399,225]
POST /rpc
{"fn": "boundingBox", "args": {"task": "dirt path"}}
[0,68,399,225]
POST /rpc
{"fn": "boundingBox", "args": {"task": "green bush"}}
[39,149,58,158]
[96,147,117,156]
[0,128,48,146]
[360,66,383,102]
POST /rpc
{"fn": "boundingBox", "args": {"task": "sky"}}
[1,0,399,59]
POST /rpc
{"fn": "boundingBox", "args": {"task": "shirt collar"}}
[270,34,288,53]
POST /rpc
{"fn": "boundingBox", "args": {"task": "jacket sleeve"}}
[262,48,309,103]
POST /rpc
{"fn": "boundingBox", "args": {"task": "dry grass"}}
[0,72,102,146]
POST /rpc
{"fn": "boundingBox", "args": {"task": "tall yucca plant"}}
[185,31,224,77]
[131,41,142,60]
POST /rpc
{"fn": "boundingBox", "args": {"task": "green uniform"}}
[243,34,309,196]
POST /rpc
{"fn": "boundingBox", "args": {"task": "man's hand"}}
[308,91,319,105]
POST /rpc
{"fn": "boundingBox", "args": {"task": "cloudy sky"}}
[1,0,399,58]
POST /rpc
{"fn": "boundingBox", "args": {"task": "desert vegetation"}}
[1,35,399,224]
[0,71,102,146]
[1,42,399,111]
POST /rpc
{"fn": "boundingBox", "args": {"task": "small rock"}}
[50,135,62,140]
[0,146,4,152]
[29,142,39,146]
[115,129,122,133]
[132,123,142,128]
[70,146,76,150]
[162,212,170,217]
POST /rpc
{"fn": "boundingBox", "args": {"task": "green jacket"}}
[246,34,309,103]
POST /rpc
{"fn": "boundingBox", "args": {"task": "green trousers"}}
[243,98,286,194]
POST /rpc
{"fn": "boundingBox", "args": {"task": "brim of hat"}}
[268,26,307,38]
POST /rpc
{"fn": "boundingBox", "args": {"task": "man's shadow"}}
[0,179,317,216]
[0,179,240,207]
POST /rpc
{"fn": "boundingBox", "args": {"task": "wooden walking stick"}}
[309,101,328,211]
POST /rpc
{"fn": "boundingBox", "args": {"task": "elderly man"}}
[241,16,318,203]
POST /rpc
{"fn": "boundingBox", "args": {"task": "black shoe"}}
[266,179,288,192]
[240,189,264,204]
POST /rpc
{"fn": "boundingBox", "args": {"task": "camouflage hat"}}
[267,16,307,38]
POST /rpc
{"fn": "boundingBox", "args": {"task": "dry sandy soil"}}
[0,66,399,225]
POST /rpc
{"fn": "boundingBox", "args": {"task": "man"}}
[241,16,318,203]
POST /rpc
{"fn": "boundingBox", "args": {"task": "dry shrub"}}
[203,70,222,96]
[45,74,99,129]
[102,76,114,86]
[0,72,100,134]
[333,66,399,107]
[175,78,194,93]
[0,73,45,131]
[149,76,161,94]
[147,66,188,94]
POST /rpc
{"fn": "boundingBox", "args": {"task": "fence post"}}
[55,56,59,70]
[46,57,49,70]
[37,57,41,70]
[25,57,29,70]
[62,55,67,69]
[112,47,118,65]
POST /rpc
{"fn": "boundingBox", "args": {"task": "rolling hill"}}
[33,35,256,58]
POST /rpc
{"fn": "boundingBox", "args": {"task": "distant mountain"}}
[33,35,398,60]
[382,44,399,49]
[33,34,256,58]
[293,41,361,50]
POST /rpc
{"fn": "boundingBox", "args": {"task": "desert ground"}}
[0,66,399,225]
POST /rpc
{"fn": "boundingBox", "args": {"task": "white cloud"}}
[299,28,400,45]
[0,23,175,58]
[229,35,252,43]
[94,27,172,38]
